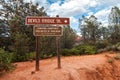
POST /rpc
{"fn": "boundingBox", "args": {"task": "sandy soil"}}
[0,52,118,80]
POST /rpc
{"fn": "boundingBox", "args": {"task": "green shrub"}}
[70,48,80,55]
[60,49,71,56]
[84,45,97,55]
[12,53,28,62]
[40,52,55,59]
[28,52,36,60]
[60,45,97,56]
[116,42,120,47]
[12,52,36,62]
[96,40,110,49]
[115,42,120,51]
[75,45,85,55]
[0,48,15,75]
[60,48,80,56]
[75,45,97,55]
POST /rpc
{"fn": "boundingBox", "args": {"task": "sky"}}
[4,0,120,35]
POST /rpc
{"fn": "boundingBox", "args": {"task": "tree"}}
[0,19,11,50]
[61,26,77,49]
[108,6,120,44]
[0,0,47,52]
[79,15,101,44]
[0,0,47,61]
[100,26,109,40]
[0,20,9,37]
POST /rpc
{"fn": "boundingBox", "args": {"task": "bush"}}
[96,40,110,50]
[75,45,97,55]
[28,52,36,60]
[84,45,97,55]
[12,52,36,62]
[115,42,120,51]
[60,48,79,56]
[0,48,15,75]
[75,45,85,55]
[60,45,97,56]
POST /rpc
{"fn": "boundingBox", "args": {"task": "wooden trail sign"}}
[33,26,63,36]
[25,15,70,71]
[25,16,69,25]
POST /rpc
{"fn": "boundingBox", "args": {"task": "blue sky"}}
[33,0,120,35]
[3,0,120,35]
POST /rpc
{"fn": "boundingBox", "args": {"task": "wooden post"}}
[56,36,61,68]
[56,15,61,69]
[36,36,40,71]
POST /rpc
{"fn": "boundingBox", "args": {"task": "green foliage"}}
[79,15,101,44]
[0,0,47,52]
[61,45,97,56]
[10,33,30,62]
[108,6,120,44]
[61,27,77,49]
[116,42,120,47]
[12,52,36,62]
[0,20,9,37]
[84,45,97,55]
[40,36,56,58]
[0,48,15,75]
[28,52,36,60]
[96,40,111,49]
[75,45,97,55]
[60,48,79,56]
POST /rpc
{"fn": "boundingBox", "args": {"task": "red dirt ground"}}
[1,52,120,80]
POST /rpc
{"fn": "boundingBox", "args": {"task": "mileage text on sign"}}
[26,16,69,25]
[33,26,63,36]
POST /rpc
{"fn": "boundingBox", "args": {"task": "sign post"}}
[25,16,69,71]
[56,15,61,69]
[56,36,61,68]
[36,36,40,71]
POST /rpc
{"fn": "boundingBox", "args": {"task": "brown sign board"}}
[33,26,63,36]
[26,16,69,25]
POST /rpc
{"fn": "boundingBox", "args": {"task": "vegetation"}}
[61,26,77,49]
[79,15,101,44]
[79,6,120,45]
[0,48,15,75]
[61,45,97,56]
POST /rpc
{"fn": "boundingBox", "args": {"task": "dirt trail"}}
[1,52,120,80]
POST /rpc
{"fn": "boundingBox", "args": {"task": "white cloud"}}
[89,0,98,7]
[47,0,87,17]
[95,8,110,21]
[47,0,100,17]
[94,8,111,27]
[98,0,120,6]
[24,0,37,4]
[77,32,82,36]
[70,17,78,23]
